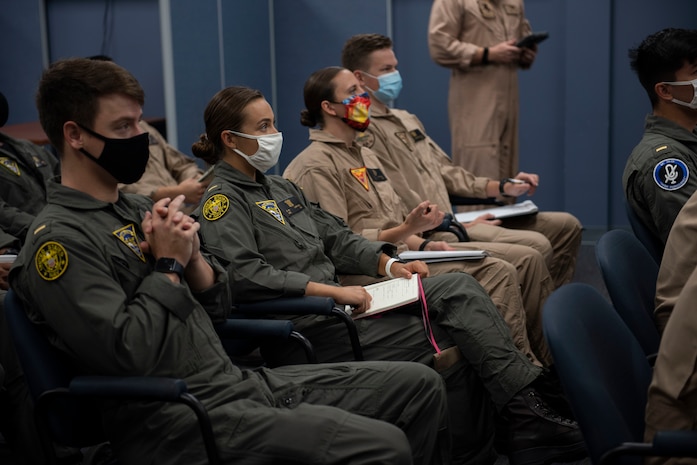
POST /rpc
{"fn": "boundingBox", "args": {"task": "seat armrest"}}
[69,376,188,401]
[235,296,335,315]
[215,318,294,340]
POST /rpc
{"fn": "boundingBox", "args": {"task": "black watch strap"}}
[499,178,515,197]
[154,257,185,280]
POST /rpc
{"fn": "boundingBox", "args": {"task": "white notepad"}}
[353,276,420,319]
[0,254,17,264]
[454,200,539,224]
[399,250,488,263]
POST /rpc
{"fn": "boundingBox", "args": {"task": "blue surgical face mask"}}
[663,78,697,110]
[364,70,403,106]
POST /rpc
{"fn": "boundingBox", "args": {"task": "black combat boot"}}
[503,387,587,465]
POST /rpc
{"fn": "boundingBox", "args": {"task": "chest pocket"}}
[111,254,149,299]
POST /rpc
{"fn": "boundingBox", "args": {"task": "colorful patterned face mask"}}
[335,92,371,131]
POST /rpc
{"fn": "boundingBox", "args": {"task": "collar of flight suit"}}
[644,114,697,152]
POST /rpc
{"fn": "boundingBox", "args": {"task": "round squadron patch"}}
[653,158,689,191]
[202,194,230,221]
[35,241,68,281]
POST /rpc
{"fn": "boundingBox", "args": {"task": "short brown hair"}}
[36,58,144,153]
[341,33,393,72]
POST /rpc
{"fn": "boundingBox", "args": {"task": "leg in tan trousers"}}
[501,212,582,289]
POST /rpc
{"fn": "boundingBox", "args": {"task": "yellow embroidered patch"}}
[395,131,413,151]
[35,241,68,281]
[0,157,20,176]
[113,224,146,262]
[350,167,370,191]
[203,194,230,221]
[256,200,285,224]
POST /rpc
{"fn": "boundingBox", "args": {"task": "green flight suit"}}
[196,163,543,464]
[623,114,697,245]
[9,181,451,465]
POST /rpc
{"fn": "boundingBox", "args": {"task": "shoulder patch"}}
[653,158,689,191]
[355,131,375,148]
[35,241,68,281]
[202,194,230,221]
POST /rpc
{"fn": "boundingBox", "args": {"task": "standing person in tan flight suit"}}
[284,66,555,367]
[428,0,537,182]
[342,33,582,291]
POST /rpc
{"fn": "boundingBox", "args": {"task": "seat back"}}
[4,289,107,450]
[624,200,663,265]
[595,229,661,357]
[543,283,653,465]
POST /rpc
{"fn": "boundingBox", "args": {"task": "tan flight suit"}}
[428,0,532,181]
[285,128,550,366]
[655,189,697,334]
[645,263,697,465]
[363,105,582,288]
[118,121,203,212]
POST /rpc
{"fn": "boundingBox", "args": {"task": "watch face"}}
[155,257,184,277]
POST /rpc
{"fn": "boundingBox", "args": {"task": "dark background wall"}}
[2,0,697,231]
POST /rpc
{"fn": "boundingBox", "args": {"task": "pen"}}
[508,179,527,184]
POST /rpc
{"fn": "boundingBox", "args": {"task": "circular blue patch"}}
[653,158,689,191]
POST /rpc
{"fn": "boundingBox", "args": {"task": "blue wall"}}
[3,0,697,231]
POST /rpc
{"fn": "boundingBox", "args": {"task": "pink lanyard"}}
[417,274,441,354]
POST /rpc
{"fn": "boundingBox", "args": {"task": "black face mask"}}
[77,123,150,184]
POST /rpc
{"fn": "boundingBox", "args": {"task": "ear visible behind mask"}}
[228,130,283,173]
[78,123,150,184]
[664,78,697,109]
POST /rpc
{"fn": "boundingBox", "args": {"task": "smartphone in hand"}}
[516,31,549,48]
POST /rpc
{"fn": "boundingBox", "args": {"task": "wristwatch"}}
[499,178,516,197]
[154,257,185,280]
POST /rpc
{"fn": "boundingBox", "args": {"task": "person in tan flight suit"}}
[654,188,697,334]
[645,261,697,465]
[428,0,536,182]
[284,66,553,367]
[342,33,582,290]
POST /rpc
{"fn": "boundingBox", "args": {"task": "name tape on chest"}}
[113,224,146,262]
[203,194,230,221]
[256,200,285,224]
[279,196,305,217]
[367,168,387,182]
[409,128,426,142]
[653,158,689,191]
[32,155,48,168]
[35,241,68,281]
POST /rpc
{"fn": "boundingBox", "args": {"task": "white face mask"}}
[227,130,283,172]
[663,78,697,109]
